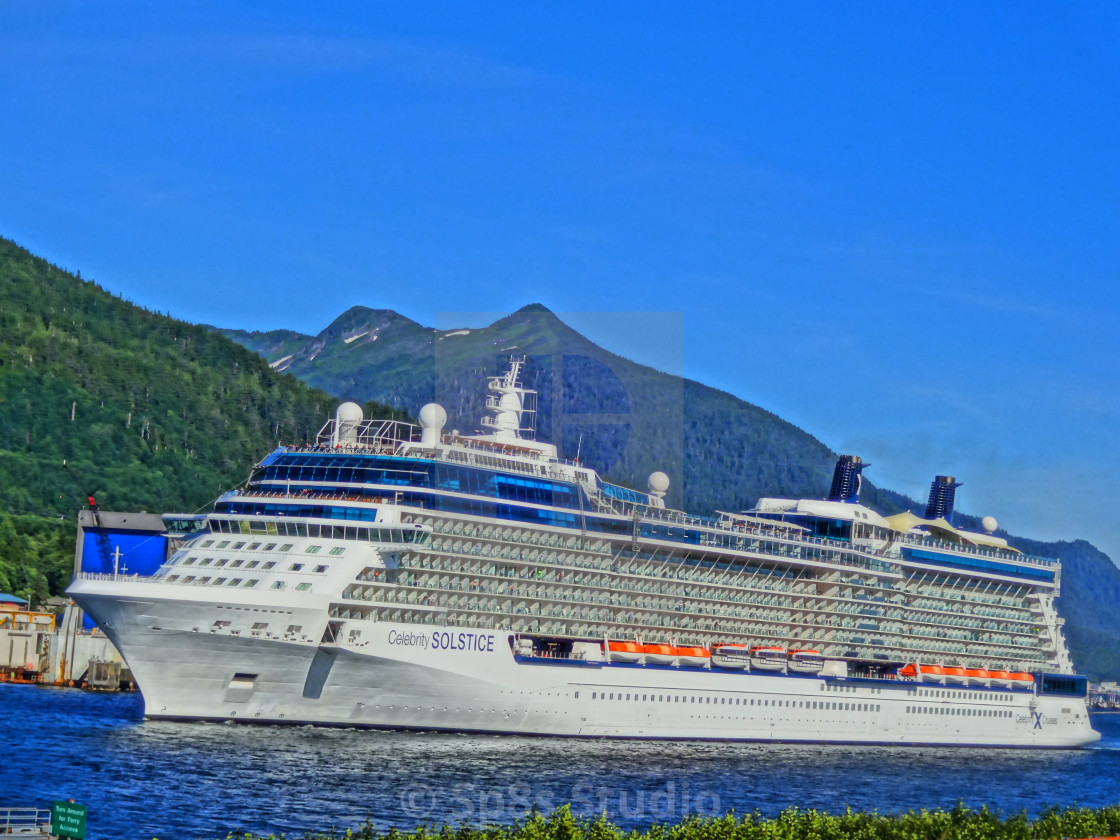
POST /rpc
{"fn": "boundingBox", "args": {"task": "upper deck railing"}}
[274,421,1056,572]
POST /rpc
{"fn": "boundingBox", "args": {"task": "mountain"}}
[222,303,915,517]
[220,304,1120,681]
[0,236,404,601]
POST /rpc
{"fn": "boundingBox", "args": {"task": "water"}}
[2,684,1120,840]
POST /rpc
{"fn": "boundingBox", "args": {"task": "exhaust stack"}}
[925,475,962,521]
[828,455,868,503]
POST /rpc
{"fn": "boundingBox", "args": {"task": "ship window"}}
[167,575,180,582]
[289,563,304,572]
[296,583,312,591]
[184,558,197,566]
[314,566,328,574]
[233,542,246,550]
[229,579,243,586]
[246,561,260,569]
[200,558,213,566]
[306,545,322,554]
[200,540,214,548]
[286,625,302,634]
[232,560,244,568]
[280,544,293,551]
[262,562,276,570]
[214,578,227,585]
[215,559,228,567]
[199,577,212,584]
[329,547,345,556]
[246,579,260,587]
[252,622,268,630]
[264,543,277,551]
[217,541,230,548]
[271,581,286,590]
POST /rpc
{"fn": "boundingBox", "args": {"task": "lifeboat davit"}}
[711,644,750,670]
[787,649,825,674]
[987,669,1013,688]
[964,668,990,686]
[606,641,643,663]
[1009,671,1035,688]
[749,646,787,672]
[919,664,947,683]
[641,643,677,665]
[676,646,711,667]
[898,663,919,680]
[942,666,968,685]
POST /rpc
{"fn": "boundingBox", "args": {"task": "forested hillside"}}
[0,237,402,602]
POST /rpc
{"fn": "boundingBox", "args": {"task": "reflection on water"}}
[2,685,1118,840]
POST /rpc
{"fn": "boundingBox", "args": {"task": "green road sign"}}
[51,801,87,839]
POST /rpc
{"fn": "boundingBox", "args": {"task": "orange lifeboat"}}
[606,641,643,663]
[1009,671,1035,688]
[987,669,1013,688]
[641,643,677,665]
[711,643,749,670]
[919,664,947,683]
[964,668,990,686]
[676,646,711,667]
[787,649,824,674]
[942,666,967,685]
[898,663,920,679]
[749,646,787,672]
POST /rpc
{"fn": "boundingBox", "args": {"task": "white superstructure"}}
[69,359,1098,747]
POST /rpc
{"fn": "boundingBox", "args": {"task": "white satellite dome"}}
[418,403,448,429]
[419,403,448,447]
[981,516,998,534]
[648,471,670,496]
[336,402,364,423]
[334,402,364,445]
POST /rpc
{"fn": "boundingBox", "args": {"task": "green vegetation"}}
[204,803,1120,840]
[0,236,404,601]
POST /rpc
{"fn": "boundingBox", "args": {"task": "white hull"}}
[70,579,1099,748]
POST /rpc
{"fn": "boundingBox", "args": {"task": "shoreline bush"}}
[199,802,1120,840]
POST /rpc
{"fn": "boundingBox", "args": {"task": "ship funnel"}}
[828,455,868,503]
[419,403,448,448]
[925,475,962,521]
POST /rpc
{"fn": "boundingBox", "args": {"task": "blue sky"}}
[2,3,1119,560]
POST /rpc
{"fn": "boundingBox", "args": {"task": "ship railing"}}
[890,531,1055,567]
[0,807,51,835]
[74,572,152,582]
[310,417,423,450]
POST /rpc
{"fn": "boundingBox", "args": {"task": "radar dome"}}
[419,403,447,447]
[336,402,364,423]
[981,516,998,534]
[334,402,364,446]
[418,403,448,429]
[648,471,670,496]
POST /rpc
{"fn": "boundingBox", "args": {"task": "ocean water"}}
[2,684,1119,840]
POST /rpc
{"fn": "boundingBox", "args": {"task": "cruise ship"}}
[69,358,1099,747]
